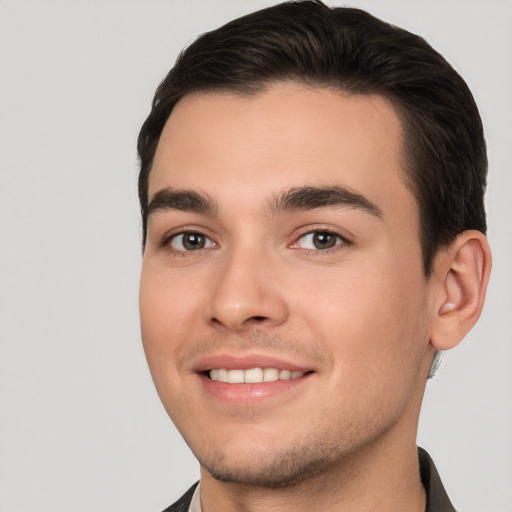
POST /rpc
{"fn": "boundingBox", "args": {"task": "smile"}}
[209,368,306,383]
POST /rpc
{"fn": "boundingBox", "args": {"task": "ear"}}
[430,230,491,351]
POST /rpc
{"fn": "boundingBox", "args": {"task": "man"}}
[137,1,491,511]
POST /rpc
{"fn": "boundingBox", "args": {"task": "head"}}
[137,1,490,491]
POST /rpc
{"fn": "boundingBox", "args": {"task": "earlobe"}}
[430,230,491,351]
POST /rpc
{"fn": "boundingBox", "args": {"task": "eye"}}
[294,231,346,251]
[169,232,216,251]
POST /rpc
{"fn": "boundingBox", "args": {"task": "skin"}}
[139,84,489,511]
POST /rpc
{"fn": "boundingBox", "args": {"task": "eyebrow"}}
[147,188,217,217]
[147,185,382,220]
[268,186,383,218]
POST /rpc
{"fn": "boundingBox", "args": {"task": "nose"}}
[208,248,289,332]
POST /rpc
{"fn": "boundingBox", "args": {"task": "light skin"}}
[140,84,491,511]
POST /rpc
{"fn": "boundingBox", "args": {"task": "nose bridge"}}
[209,240,288,331]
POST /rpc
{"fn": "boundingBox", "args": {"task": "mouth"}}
[207,367,307,383]
[194,354,315,405]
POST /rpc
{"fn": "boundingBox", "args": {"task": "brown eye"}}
[312,232,338,249]
[170,232,215,251]
[296,231,344,250]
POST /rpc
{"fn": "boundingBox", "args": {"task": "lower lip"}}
[198,372,312,406]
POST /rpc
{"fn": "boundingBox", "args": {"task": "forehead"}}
[149,84,412,217]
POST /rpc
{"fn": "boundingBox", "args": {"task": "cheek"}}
[139,266,196,371]
[139,266,203,416]
[140,260,207,329]
[292,258,428,380]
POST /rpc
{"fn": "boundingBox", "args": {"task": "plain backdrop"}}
[0,1,511,511]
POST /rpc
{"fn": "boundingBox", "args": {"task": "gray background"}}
[0,1,510,511]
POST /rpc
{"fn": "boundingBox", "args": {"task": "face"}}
[140,84,436,486]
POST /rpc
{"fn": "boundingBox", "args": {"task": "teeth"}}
[208,367,306,383]
[227,369,244,384]
[263,368,279,382]
[244,367,263,383]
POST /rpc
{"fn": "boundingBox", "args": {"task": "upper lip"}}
[192,353,314,373]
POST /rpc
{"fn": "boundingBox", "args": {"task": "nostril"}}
[249,316,267,322]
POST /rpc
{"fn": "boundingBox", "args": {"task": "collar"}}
[418,447,456,511]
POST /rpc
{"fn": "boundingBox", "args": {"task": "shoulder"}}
[160,482,199,512]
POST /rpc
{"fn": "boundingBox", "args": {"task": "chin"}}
[196,436,344,489]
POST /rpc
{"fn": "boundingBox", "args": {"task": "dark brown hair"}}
[138,0,487,277]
